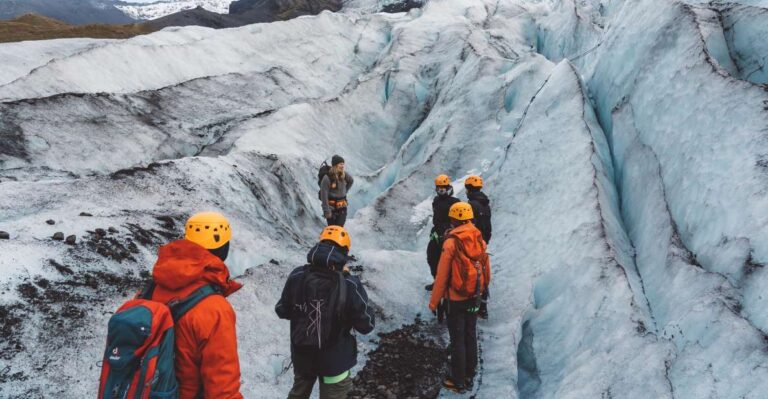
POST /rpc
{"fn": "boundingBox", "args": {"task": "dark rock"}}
[95,228,106,237]
[381,0,423,13]
[46,219,55,225]
[48,259,73,275]
[65,235,76,245]
[269,259,280,265]
[0,231,9,240]
[79,212,92,217]
[108,227,118,234]
[52,232,64,241]
[350,319,446,398]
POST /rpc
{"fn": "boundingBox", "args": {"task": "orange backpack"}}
[445,234,490,298]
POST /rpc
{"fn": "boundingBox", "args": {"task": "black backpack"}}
[317,161,331,199]
[291,266,348,350]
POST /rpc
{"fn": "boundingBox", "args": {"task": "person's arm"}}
[275,276,293,320]
[320,176,332,217]
[487,255,492,287]
[345,173,354,191]
[487,207,492,243]
[346,275,375,334]
[429,239,455,311]
[198,297,243,399]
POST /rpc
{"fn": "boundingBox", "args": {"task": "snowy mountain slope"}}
[0,39,113,86]
[0,14,393,178]
[116,0,233,20]
[1,0,768,398]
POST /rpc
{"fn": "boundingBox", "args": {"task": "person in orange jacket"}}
[148,212,244,399]
[428,202,491,394]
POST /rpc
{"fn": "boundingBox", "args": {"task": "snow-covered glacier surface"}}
[1,0,767,398]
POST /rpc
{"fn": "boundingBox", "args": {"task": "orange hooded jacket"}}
[429,222,491,311]
[150,239,244,399]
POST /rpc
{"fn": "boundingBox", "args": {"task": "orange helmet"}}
[185,212,232,249]
[449,202,474,221]
[465,175,483,189]
[435,174,451,187]
[320,225,351,251]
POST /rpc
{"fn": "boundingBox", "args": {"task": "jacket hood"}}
[152,239,242,298]
[306,242,348,271]
[446,223,486,259]
[467,190,490,206]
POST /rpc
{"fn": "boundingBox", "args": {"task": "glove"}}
[324,211,332,219]
[430,231,439,243]
[437,299,446,323]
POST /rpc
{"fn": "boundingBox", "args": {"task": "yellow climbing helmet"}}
[320,225,351,251]
[465,175,483,189]
[185,212,232,249]
[435,174,451,187]
[449,202,474,221]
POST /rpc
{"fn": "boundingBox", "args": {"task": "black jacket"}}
[275,243,375,376]
[467,189,492,243]
[432,189,461,238]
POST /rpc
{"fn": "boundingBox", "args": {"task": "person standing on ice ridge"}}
[320,155,354,227]
[276,225,375,399]
[429,202,491,393]
[425,174,460,291]
[464,175,492,319]
[147,212,244,399]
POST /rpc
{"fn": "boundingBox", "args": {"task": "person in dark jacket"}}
[276,226,375,399]
[465,175,492,319]
[465,175,492,244]
[320,155,354,227]
[425,174,460,291]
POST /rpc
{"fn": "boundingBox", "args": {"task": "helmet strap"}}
[209,242,230,262]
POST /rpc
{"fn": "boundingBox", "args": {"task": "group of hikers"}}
[98,155,492,399]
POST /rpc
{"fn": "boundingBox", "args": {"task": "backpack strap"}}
[294,264,311,312]
[335,271,347,320]
[168,284,222,322]
[138,281,156,300]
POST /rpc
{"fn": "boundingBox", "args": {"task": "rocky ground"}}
[349,317,448,399]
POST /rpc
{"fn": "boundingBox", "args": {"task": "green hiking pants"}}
[287,371,352,399]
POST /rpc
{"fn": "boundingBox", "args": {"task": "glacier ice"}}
[1,0,767,398]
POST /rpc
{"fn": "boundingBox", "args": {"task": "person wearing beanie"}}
[320,155,354,227]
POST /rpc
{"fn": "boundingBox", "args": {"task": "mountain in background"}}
[229,0,341,22]
[116,0,232,21]
[146,0,343,29]
[0,0,137,25]
[146,5,244,29]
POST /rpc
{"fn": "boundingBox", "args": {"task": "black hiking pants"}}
[447,300,478,385]
[426,238,441,277]
[326,207,347,227]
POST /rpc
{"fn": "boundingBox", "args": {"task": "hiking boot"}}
[443,377,466,393]
[348,254,357,262]
[425,283,434,291]
[465,371,476,390]
[477,308,488,320]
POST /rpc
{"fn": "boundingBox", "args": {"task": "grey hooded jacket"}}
[320,173,354,214]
